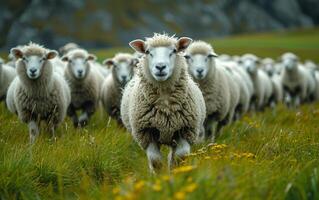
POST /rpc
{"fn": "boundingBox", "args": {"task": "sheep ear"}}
[208,52,218,58]
[11,48,23,59]
[177,37,192,52]
[61,55,69,62]
[129,39,146,54]
[87,54,97,61]
[46,50,58,60]
[103,59,114,68]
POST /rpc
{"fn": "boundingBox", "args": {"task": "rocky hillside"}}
[0,0,318,50]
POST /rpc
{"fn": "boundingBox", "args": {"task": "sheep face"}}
[63,55,95,80]
[129,35,192,82]
[281,54,298,72]
[185,53,215,80]
[242,57,259,75]
[104,58,136,86]
[145,46,178,81]
[11,48,57,80]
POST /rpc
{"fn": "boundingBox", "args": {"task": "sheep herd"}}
[0,33,318,173]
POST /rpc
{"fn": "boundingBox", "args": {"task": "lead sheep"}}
[101,53,137,125]
[184,41,239,140]
[62,49,104,127]
[6,42,71,143]
[0,59,16,102]
[121,34,206,173]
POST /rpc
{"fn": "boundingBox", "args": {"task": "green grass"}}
[1,28,319,200]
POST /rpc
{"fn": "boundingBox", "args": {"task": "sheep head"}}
[184,41,218,80]
[280,52,299,72]
[10,43,57,80]
[129,33,192,82]
[62,49,96,80]
[103,53,137,86]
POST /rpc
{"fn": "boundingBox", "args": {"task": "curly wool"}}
[121,54,206,149]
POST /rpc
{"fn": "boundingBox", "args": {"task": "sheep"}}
[219,60,251,120]
[59,42,80,56]
[304,60,319,100]
[100,53,137,125]
[240,54,273,111]
[0,59,16,102]
[121,33,206,173]
[62,49,104,127]
[184,41,239,140]
[280,52,315,108]
[6,42,71,143]
[261,58,283,108]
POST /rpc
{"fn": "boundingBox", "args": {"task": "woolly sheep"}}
[0,60,16,102]
[185,41,239,140]
[63,49,104,127]
[6,43,71,143]
[280,53,315,107]
[100,53,137,124]
[304,60,319,100]
[219,60,251,120]
[121,34,206,173]
[240,54,273,111]
[261,58,283,108]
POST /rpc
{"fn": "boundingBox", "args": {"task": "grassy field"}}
[1,28,319,200]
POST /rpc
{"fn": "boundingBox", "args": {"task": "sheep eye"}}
[169,49,177,57]
[22,57,27,61]
[145,50,150,55]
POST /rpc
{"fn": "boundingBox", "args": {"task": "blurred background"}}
[0,0,318,50]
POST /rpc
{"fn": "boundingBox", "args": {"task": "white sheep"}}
[219,60,251,120]
[184,41,239,140]
[305,60,319,101]
[100,53,137,124]
[0,60,16,102]
[261,58,283,108]
[62,49,104,127]
[121,33,206,173]
[6,42,71,143]
[280,53,315,107]
[240,54,273,111]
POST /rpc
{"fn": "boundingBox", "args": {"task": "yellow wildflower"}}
[184,183,198,193]
[174,191,186,200]
[173,165,197,174]
[152,180,162,192]
[161,175,171,181]
[134,180,145,191]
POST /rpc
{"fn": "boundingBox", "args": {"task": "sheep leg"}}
[215,118,228,139]
[79,101,94,127]
[67,104,79,127]
[146,142,162,174]
[29,121,39,144]
[168,137,190,170]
